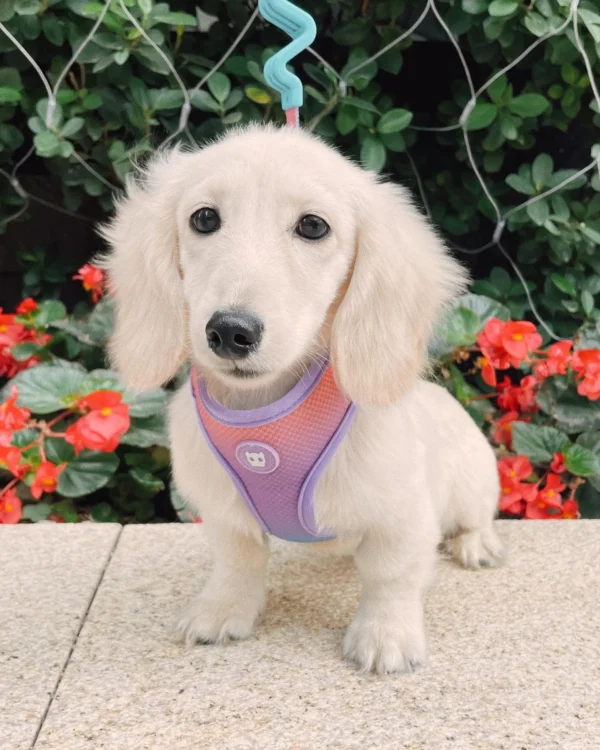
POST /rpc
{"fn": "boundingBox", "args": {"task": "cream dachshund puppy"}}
[103,124,502,674]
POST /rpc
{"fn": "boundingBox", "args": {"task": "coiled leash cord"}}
[257,0,316,127]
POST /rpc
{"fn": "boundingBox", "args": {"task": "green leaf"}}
[60,117,85,138]
[10,428,39,449]
[21,503,51,522]
[91,502,119,522]
[223,89,243,111]
[465,102,498,131]
[509,94,550,117]
[581,290,595,317]
[512,422,569,463]
[153,11,197,26]
[342,97,380,114]
[445,307,481,346]
[149,89,184,111]
[488,75,508,104]
[563,444,600,477]
[448,365,493,415]
[527,199,550,226]
[489,267,511,293]
[44,437,75,464]
[506,172,536,195]
[207,72,231,104]
[34,131,61,158]
[531,153,553,188]
[0,87,22,104]
[57,451,119,498]
[35,299,66,326]
[124,389,167,418]
[524,12,550,36]
[51,499,79,523]
[488,0,518,17]
[15,0,41,15]
[360,135,386,173]
[462,0,489,13]
[222,111,242,125]
[380,132,406,152]
[456,293,511,323]
[581,225,600,245]
[10,342,44,361]
[336,105,358,135]
[130,467,164,494]
[120,415,169,448]
[377,108,413,134]
[551,273,577,296]
[244,86,271,105]
[79,369,122,396]
[9,363,86,414]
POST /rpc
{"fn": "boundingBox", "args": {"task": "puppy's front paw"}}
[343,612,427,675]
[175,591,264,647]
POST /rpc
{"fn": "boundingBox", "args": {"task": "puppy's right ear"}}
[100,150,188,391]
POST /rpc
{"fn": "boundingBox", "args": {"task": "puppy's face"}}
[105,125,466,405]
[175,135,357,388]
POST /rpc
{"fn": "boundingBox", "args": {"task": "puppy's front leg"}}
[343,515,438,674]
[176,522,269,646]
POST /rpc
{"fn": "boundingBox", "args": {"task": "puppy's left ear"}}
[331,179,467,406]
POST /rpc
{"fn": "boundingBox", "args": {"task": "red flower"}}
[496,375,538,413]
[497,456,536,515]
[571,349,600,401]
[66,390,130,454]
[544,340,572,377]
[0,387,31,432]
[31,461,63,500]
[500,321,542,363]
[479,356,497,387]
[525,473,565,519]
[477,319,512,371]
[492,411,522,448]
[0,307,46,377]
[498,455,533,483]
[534,340,573,380]
[0,488,22,524]
[562,496,579,519]
[16,298,38,315]
[0,445,28,478]
[73,264,104,303]
[550,452,566,474]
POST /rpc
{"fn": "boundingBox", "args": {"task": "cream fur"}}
[102,125,503,674]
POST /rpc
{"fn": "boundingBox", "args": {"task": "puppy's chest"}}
[192,364,356,542]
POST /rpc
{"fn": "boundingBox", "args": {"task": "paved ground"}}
[1,521,599,750]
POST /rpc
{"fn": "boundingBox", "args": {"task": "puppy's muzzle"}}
[205,310,264,359]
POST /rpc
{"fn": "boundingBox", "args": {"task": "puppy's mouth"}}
[229,365,262,380]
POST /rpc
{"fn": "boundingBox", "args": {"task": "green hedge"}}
[0,0,599,341]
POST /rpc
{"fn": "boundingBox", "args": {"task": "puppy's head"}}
[102,125,466,405]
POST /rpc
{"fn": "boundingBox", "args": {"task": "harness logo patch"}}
[235,441,279,474]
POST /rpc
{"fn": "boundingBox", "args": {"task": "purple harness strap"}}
[191,361,356,542]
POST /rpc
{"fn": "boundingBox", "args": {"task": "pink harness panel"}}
[191,362,356,542]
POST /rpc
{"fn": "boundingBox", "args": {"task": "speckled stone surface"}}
[29,521,599,750]
[0,523,121,750]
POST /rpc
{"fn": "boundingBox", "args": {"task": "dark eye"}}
[296,214,330,240]
[190,207,221,234]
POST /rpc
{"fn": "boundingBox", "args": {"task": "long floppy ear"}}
[332,179,468,406]
[99,149,189,391]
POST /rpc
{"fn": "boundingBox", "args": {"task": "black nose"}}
[205,310,264,359]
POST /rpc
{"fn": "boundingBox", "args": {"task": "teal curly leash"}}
[258,0,316,126]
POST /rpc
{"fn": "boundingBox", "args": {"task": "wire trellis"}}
[1,0,599,339]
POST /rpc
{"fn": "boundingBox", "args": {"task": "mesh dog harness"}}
[191,361,356,542]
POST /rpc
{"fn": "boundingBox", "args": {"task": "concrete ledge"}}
[0,524,121,750]
[10,520,593,749]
